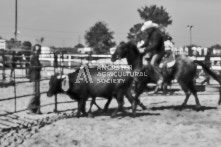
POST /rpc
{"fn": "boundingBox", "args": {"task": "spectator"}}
[27,44,42,114]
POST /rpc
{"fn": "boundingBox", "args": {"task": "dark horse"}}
[112,41,221,115]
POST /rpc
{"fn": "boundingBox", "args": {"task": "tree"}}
[208,44,221,55]
[22,41,32,50]
[138,5,172,27]
[209,44,221,49]
[74,43,84,49]
[85,21,116,54]
[127,5,173,44]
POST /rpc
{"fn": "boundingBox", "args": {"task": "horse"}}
[112,41,221,115]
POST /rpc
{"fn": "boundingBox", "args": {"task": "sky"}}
[0,0,221,48]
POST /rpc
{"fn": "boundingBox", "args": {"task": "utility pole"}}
[187,25,193,46]
[15,0,18,41]
[78,35,81,44]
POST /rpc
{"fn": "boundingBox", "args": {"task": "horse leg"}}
[182,91,191,106]
[91,97,102,111]
[76,101,82,118]
[125,90,147,110]
[76,94,88,118]
[80,100,87,117]
[135,82,147,110]
[103,97,112,112]
[162,83,168,95]
[219,87,221,105]
[88,97,97,117]
[188,81,201,109]
[10,68,14,78]
[111,91,124,118]
[179,81,191,107]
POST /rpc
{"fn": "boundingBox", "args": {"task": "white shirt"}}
[164,40,174,51]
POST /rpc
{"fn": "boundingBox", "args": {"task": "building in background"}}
[77,47,93,54]
[6,39,22,49]
[0,39,6,50]
[40,46,51,58]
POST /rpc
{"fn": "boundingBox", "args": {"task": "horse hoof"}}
[75,114,81,118]
[103,109,108,113]
[132,112,137,118]
[111,111,118,118]
[181,103,186,107]
[141,106,147,110]
[195,105,202,111]
[88,113,94,118]
[111,114,117,118]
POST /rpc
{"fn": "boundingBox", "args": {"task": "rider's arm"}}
[143,32,162,54]
[140,37,149,48]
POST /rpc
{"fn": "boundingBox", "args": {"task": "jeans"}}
[27,80,41,113]
[150,52,164,81]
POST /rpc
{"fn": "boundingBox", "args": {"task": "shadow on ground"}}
[91,106,160,118]
[151,105,217,111]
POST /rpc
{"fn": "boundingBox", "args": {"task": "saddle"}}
[159,52,176,69]
[142,52,176,69]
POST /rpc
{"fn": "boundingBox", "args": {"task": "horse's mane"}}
[123,41,140,55]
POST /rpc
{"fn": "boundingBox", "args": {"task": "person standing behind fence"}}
[27,44,42,114]
[53,51,59,73]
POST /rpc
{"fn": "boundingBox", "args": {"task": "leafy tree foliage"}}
[138,5,172,27]
[22,41,32,50]
[85,21,116,54]
[51,46,78,54]
[208,44,221,55]
[74,43,84,49]
[209,44,221,49]
[127,5,173,44]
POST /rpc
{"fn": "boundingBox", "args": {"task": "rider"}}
[139,20,165,86]
[163,36,175,64]
[164,36,173,56]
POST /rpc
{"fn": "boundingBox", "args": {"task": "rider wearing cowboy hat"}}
[139,20,165,86]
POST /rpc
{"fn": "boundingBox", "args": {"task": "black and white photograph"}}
[1,0,221,147]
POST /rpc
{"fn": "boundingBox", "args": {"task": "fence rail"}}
[1,52,221,117]
[0,52,127,117]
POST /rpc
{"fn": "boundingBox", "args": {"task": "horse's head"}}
[111,41,140,62]
[111,42,128,62]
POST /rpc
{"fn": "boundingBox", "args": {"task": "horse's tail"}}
[194,60,221,84]
[194,60,221,105]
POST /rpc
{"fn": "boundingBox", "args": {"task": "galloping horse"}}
[112,41,221,115]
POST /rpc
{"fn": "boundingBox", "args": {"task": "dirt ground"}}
[16,93,221,147]
[1,69,221,147]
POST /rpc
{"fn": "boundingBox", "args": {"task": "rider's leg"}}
[150,53,164,85]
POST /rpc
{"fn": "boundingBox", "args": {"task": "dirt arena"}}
[19,92,221,147]
[1,69,221,147]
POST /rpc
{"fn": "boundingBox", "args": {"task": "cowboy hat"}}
[141,20,159,32]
